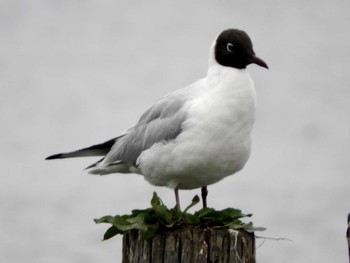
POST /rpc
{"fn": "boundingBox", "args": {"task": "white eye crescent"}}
[227,43,234,52]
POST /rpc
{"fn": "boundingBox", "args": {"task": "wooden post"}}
[122,227,255,263]
[347,213,350,263]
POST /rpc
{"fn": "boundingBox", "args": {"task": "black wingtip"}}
[45,154,63,160]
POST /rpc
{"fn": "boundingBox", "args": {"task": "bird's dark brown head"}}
[215,29,268,69]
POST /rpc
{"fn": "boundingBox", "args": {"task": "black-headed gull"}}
[46,29,268,210]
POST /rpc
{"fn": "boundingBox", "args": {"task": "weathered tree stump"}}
[122,227,255,263]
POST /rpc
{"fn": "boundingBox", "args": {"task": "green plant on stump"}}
[94,192,265,241]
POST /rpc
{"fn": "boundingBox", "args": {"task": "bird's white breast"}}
[138,67,256,189]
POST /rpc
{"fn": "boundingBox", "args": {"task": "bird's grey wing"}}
[102,92,190,166]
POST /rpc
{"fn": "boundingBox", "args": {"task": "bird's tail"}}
[45,136,122,160]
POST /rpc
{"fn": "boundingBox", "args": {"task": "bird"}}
[46,29,268,211]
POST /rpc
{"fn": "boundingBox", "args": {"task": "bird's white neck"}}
[206,40,249,87]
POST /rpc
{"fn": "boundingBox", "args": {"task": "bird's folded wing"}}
[101,89,192,166]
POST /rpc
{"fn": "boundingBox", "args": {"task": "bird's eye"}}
[227,43,234,52]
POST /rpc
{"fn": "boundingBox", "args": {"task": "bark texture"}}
[122,227,255,263]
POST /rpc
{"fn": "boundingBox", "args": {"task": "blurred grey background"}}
[1,1,349,262]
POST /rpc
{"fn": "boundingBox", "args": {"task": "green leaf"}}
[131,208,151,216]
[107,215,140,232]
[220,208,244,219]
[109,215,129,226]
[143,210,159,225]
[95,192,265,241]
[195,207,216,218]
[141,223,159,240]
[184,213,200,225]
[103,226,122,240]
[94,215,114,224]
[153,202,172,225]
[150,192,162,208]
[126,213,148,231]
[184,195,200,213]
